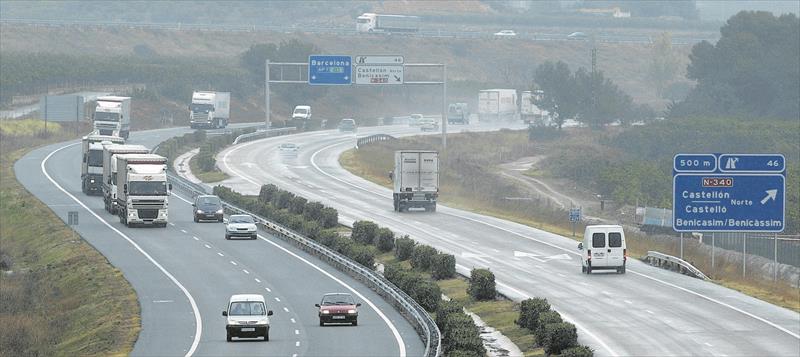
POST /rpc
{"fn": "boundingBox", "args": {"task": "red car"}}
[315,293,361,326]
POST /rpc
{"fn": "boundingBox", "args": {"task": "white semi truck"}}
[93,96,131,139]
[392,150,439,212]
[115,154,171,227]
[356,13,420,33]
[520,90,550,126]
[478,89,518,122]
[189,91,230,129]
[81,134,125,195]
[102,144,150,214]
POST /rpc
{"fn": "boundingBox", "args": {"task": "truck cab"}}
[81,134,125,196]
[115,154,171,227]
[93,96,131,139]
[447,103,470,125]
[190,91,230,129]
[102,144,150,214]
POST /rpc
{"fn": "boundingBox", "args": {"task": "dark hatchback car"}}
[338,118,357,132]
[315,293,361,326]
[193,195,223,222]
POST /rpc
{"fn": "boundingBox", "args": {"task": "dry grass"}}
[0,147,139,356]
[189,155,229,183]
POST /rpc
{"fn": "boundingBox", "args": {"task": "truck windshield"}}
[87,150,103,167]
[129,181,168,196]
[229,301,266,316]
[191,103,214,113]
[94,112,119,122]
[357,18,370,24]
[294,108,308,114]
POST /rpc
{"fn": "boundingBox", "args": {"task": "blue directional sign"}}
[569,207,582,222]
[673,153,786,232]
[308,55,351,85]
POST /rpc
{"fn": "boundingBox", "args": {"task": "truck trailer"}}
[102,144,150,214]
[356,13,420,33]
[189,91,230,129]
[393,150,439,212]
[81,134,125,195]
[115,154,171,227]
[478,89,518,122]
[93,96,131,139]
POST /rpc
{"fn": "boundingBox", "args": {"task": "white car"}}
[225,214,258,240]
[419,118,439,132]
[567,32,588,40]
[408,113,424,126]
[223,294,273,341]
[279,143,300,152]
[494,30,517,37]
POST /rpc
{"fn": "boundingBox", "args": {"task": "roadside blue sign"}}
[308,55,351,85]
[569,207,582,222]
[673,153,786,232]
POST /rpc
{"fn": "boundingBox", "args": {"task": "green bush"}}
[332,236,354,255]
[467,268,495,301]
[410,244,438,270]
[395,235,417,260]
[442,313,485,355]
[412,279,441,312]
[383,263,405,284]
[543,322,578,355]
[560,345,594,357]
[320,207,339,228]
[445,350,483,357]
[303,201,324,222]
[534,310,562,344]
[258,184,279,204]
[375,227,395,252]
[318,229,338,247]
[348,245,376,268]
[436,300,464,331]
[301,221,321,240]
[289,196,307,215]
[517,297,551,330]
[273,190,294,210]
[430,253,456,280]
[352,220,379,245]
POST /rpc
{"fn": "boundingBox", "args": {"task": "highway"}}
[14,125,424,357]
[217,123,800,357]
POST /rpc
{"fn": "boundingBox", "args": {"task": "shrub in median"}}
[348,245,376,268]
[442,312,485,355]
[375,227,395,252]
[320,207,338,228]
[445,350,483,357]
[289,196,307,215]
[436,300,464,331]
[383,263,405,284]
[303,201,324,222]
[394,235,417,260]
[410,244,438,270]
[516,297,551,330]
[259,184,279,204]
[534,310,562,344]
[560,345,594,357]
[412,279,441,312]
[543,322,578,355]
[430,253,456,280]
[467,268,496,301]
[352,220,378,245]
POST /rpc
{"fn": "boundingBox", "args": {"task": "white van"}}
[578,225,627,274]
[222,294,273,341]
[292,105,311,120]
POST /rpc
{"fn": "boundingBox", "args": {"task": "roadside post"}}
[67,211,79,241]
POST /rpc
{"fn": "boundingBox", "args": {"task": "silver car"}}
[225,214,258,240]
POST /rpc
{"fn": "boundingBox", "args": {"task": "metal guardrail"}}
[356,134,395,149]
[233,127,296,145]
[167,173,441,357]
[645,251,708,280]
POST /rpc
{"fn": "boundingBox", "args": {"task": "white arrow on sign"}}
[760,189,778,204]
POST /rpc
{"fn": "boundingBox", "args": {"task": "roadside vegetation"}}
[0,126,139,356]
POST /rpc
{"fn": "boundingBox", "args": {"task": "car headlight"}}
[249,226,256,231]
[347,309,356,314]
[90,179,95,183]
[321,310,330,314]
[216,209,224,214]
[196,209,204,214]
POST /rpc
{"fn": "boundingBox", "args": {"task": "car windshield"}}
[198,196,220,206]
[321,294,355,306]
[229,301,266,316]
[281,143,296,148]
[294,108,307,114]
[230,215,254,223]
[128,181,167,196]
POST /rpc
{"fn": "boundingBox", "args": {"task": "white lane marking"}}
[217,252,224,257]
[557,273,566,278]
[153,300,174,303]
[624,300,633,304]
[602,291,612,296]
[193,236,199,241]
[169,222,176,226]
[646,310,655,315]
[294,329,299,335]
[310,140,800,342]
[291,318,296,323]
[257,234,407,357]
[284,307,290,313]
[255,278,261,283]
[265,287,272,292]
[292,354,298,357]
[204,244,211,249]
[181,229,187,233]
[275,297,281,302]
[42,143,202,357]
[295,341,300,347]
[704,342,713,347]
[230,261,237,266]
[579,282,589,286]
[242,269,249,274]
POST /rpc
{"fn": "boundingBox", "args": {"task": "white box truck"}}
[93,96,131,139]
[356,13,420,33]
[189,91,230,129]
[102,144,150,214]
[115,154,171,227]
[478,89,518,122]
[520,90,551,126]
[393,150,439,212]
[81,134,125,195]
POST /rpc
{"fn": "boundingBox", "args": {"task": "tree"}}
[648,32,681,97]
[533,61,576,129]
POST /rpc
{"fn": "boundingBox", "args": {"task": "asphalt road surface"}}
[217,123,800,357]
[15,125,424,357]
